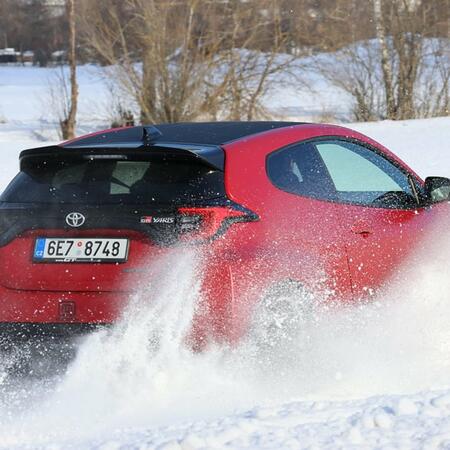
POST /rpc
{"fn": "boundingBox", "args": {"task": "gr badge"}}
[140,216,175,224]
[140,216,153,224]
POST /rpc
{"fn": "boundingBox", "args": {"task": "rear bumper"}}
[0,284,128,324]
[0,258,243,343]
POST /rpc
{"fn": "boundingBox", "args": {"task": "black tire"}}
[248,279,316,350]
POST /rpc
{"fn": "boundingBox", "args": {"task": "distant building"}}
[22,50,35,65]
[17,0,65,17]
[44,0,65,17]
[0,48,20,64]
[51,50,67,64]
[0,48,35,65]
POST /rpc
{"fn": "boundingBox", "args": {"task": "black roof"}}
[63,121,304,148]
[19,122,307,172]
[153,121,303,145]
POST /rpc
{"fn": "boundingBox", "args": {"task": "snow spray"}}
[0,210,449,447]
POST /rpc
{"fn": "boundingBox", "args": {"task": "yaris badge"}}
[66,212,86,228]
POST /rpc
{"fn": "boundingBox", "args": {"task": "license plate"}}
[33,238,129,263]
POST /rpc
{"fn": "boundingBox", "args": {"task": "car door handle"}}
[351,221,372,237]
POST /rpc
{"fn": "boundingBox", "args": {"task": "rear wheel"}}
[249,279,316,350]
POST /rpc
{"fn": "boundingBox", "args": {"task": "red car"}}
[0,122,449,345]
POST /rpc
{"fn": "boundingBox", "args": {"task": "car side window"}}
[267,138,418,209]
[267,142,338,200]
[315,140,417,208]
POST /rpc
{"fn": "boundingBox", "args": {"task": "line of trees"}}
[314,0,450,121]
[1,0,448,138]
[3,0,448,62]
[0,0,67,66]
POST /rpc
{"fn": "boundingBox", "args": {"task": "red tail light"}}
[177,205,259,243]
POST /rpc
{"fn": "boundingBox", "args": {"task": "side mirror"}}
[424,176,450,204]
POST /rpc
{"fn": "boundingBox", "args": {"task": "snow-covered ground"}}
[0,62,351,138]
[0,66,450,449]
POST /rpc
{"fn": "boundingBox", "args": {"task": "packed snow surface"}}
[0,66,449,449]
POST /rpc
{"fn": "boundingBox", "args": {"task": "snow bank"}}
[0,65,107,125]
[352,117,450,179]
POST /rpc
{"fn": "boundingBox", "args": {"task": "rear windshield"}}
[0,158,225,205]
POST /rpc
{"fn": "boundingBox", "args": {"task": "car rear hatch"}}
[0,133,257,292]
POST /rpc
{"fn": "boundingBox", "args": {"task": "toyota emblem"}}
[66,212,86,228]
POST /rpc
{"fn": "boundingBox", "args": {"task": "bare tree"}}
[373,0,395,118]
[216,1,298,121]
[313,0,449,121]
[415,39,450,117]
[313,44,384,122]
[78,0,299,123]
[80,0,220,123]
[59,0,78,139]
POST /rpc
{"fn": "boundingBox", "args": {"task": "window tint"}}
[317,144,402,191]
[267,138,418,209]
[315,141,416,207]
[0,158,225,205]
[110,162,150,194]
[266,143,337,200]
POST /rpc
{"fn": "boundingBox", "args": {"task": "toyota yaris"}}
[0,122,449,345]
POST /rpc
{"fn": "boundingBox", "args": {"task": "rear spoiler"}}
[19,142,224,171]
[20,125,224,171]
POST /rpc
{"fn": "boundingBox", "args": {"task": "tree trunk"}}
[373,0,396,119]
[61,0,78,140]
[140,50,157,124]
[393,5,421,120]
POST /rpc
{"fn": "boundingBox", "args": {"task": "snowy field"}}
[0,66,450,449]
